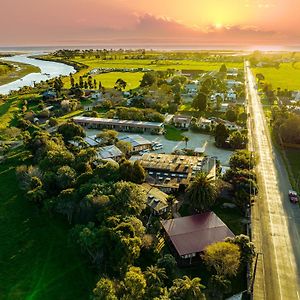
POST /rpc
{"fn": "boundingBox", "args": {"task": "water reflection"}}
[0,53,75,95]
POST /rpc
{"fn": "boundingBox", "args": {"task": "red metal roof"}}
[161,212,235,256]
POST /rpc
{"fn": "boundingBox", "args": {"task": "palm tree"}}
[145,265,167,286]
[186,171,217,212]
[183,136,189,149]
[144,265,167,299]
[169,275,206,300]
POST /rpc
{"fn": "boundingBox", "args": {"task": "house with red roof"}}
[161,212,234,261]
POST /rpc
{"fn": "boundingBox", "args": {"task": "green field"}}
[0,97,19,130]
[284,148,300,191]
[57,55,243,90]
[253,62,300,90]
[0,149,95,300]
[0,61,40,86]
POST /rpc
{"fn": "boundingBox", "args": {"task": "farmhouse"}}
[118,135,152,153]
[73,116,164,134]
[161,212,235,260]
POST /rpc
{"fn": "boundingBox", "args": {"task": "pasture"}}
[62,56,243,90]
[253,62,300,90]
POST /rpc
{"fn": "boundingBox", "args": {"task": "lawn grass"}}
[0,149,95,300]
[48,54,242,91]
[164,125,185,141]
[0,61,40,86]
[283,148,300,191]
[0,97,20,130]
[253,63,300,90]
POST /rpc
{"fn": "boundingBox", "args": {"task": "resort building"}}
[73,116,164,134]
[138,153,216,192]
[97,145,123,161]
[173,115,192,129]
[142,183,169,215]
[118,135,152,153]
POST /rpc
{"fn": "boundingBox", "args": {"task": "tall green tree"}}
[215,123,229,147]
[192,92,207,112]
[187,172,217,212]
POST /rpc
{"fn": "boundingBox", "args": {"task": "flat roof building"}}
[73,116,164,134]
[138,153,216,192]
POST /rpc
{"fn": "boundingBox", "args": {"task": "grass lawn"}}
[0,149,95,300]
[283,148,300,191]
[164,125,185,141]
[57,109,84,122]
[253,63,300,90]
[45,54,242,91]
[0,61,40,86]
[0,97,20,130]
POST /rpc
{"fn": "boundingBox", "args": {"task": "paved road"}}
[245,61,300,300]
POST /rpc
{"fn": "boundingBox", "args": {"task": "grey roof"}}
[119,135,152,147]
[73,116,164,129]
[97,145,123,160]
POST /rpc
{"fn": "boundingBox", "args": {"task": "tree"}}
[215,123,229,147]
[219,64,227,74]
[202,241,240,277]
[121,266,146,300]
[56,165,76,190]
[56,188,77,223]
[208,275,231,300]
[131,160,146,184]
[256,73,265,82]
[57,121,85,141]
[183,136,189,148]
[225,109,237,122]
[115,78,127,91]
[97,130,118,145]
[187,172,217,212]
[225,234,255,268]
[93,278,118,300]
[140,72,156,87]
[192,92,207,112]
[169,276,206,300]
[54,78,63,96]
[229,150,255,170]
[70,75,75,87]
[95,160,120,182]
[144,265,167,298]
[157,254,177,282]
[116,140,132,155]
[71,222,105,264]
[229,131,248,149]
[113,181,147,215]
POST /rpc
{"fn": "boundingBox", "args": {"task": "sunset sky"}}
[1,0,300,47]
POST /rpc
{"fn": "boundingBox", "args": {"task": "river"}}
[0,53,76,95]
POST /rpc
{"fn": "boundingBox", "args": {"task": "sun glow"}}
[214,23,223,29]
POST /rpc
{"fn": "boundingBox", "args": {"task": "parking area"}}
[86,129,233,166]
